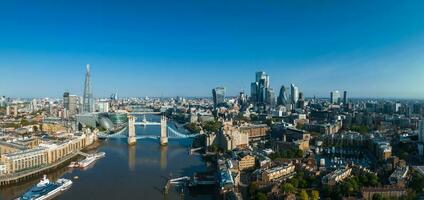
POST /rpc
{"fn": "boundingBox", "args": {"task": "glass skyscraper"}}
[212,87,225,108]
[82,64,94,113]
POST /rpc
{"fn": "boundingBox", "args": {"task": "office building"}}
[277,85,289,106]
[343,91,348,104]
[290,84,299,105]
[97,100,110,113]
[212,87,225,108]
[63,92,78,118]
[5,105,10,116]
[330,90,341,104]
[251,71,273,108]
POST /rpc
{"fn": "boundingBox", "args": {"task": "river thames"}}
[0,115,216,200]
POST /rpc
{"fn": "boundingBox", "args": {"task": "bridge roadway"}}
[134,122,161,126]
[129,112,162,115]
[97,125,200,140]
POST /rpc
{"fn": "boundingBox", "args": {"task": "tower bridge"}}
[97,115,199,145]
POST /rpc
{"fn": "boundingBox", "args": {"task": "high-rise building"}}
[419,120,424,143]
[239,91,247,106]
[277,85,289,106]
[110,93,118,101]
[290,84,299,105]
[330,90,341,104]
[251,71,273,108]
[63,92,78,118]
[250,82,258,104]
[266,88,276,107]
[419,120,424,157]
[212,87,225,108]
[343,91,348,105]
[0,96,6,107]
[5,104,10,116]
[97,100,110,113]
[82,64,94,113]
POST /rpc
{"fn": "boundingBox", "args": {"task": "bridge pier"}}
[128,115,136,145]
[160,116,168,146]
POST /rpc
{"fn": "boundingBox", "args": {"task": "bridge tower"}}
[160,115,168,146]
[128,115,136,145]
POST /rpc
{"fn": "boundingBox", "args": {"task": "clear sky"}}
[1,0,424,98]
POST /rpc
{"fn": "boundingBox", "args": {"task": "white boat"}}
[94,152,106,159]
[20,175,72,200]
[78,156,97,168]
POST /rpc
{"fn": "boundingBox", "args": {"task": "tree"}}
[255,192,267,200]
[289,178,299,188]
[281,183,295,194]
[249,182,259,197]
[207,145,219,153]
[202,120,222,132]
[372,193,383,200]
[185,123,201,133]
[368,174,379,187]
[311,190,319,200]
[299,189,309,200]
[410,172,424,193]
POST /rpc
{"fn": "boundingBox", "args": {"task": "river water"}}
[0,115,215,200]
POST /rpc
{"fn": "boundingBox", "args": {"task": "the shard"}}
[82,64,94,113]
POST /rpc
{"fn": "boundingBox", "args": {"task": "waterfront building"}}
[0,133,95,174]
[212,87,225,108]
[0,147,48,174]
[109,112,128,126]
[82,64,94,113]
[0,138,41,155]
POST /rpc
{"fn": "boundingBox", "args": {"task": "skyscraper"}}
[250,82,258,104]
[277,85,289,106]
[82,64,94,113]
[290,84,299,105]
[64,92,78,117]
[251,71,272,108]
[330,90,341,104]
[343,91,348,105]
[212,87,225,108]
[239,90,247,106]
[266,88,276,107]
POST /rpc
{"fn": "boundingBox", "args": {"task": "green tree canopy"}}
[299,189,309,200]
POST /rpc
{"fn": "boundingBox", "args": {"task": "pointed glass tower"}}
[82,64,94,113]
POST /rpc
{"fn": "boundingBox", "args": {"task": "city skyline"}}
[1,0,424,98]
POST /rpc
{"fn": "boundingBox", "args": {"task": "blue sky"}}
[1,0,424,98]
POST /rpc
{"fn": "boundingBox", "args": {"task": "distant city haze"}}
[1,0,424,98]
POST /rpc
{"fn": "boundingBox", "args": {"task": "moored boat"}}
[19,175,72,200]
